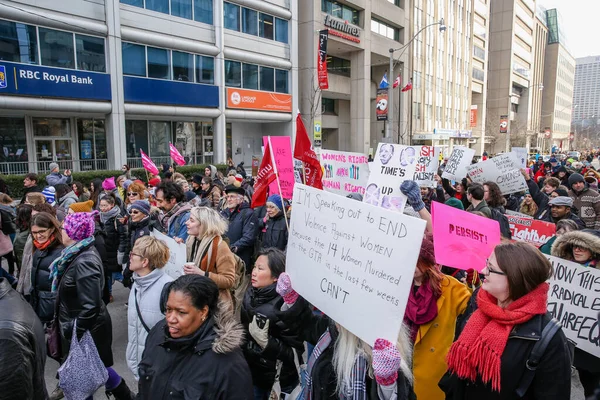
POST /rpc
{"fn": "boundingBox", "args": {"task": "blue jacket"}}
[166,205,191,241]
[45,172,72,186]
[222,202,258,268]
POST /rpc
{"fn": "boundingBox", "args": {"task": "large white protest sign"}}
[546,255,600,358]
[512,147,528,168]
[320,149,370,196]
[364,144,418,213]
[151,229,187,279]
[466,153,527,194]
[413,146,441,188]
[287,184,427,345]
[441,146,475,181]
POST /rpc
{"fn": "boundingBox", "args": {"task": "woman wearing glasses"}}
[124,182,147,206]
[29,212,64,324]
[441,241,572,399]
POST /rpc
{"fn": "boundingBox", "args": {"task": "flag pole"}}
[268,136,289,231]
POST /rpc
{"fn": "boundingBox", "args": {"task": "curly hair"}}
[483,181,506,208]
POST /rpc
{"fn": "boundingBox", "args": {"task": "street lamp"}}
[386,18,446,143]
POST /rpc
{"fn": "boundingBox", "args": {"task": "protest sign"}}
[512,147,528,168]
[507,215,555,247]
[465,153,527,194]
[263,136,295,199]
[432,201,501,272]
[546,255,600,358]
[363,143,418,213]
[441,146,475,181]
[150,230,187,279]
[320,149,370,196]
[505,209,533,218]
[413,146,441,188]
[287,184,426,345]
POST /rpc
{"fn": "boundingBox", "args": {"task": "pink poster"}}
[431,202,501,272]
[263,136,295,199]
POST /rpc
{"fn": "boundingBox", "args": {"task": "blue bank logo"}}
[0,66,6,89]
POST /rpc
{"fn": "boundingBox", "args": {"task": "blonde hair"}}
[172,172,186,181]
[0,193,13,205]
[26,192,46,206]
[133,236,170,270]
[189,206,228,238]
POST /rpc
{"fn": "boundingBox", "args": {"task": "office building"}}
[0,0,297,174]
[572,56,600,147]
[530,5,547,151]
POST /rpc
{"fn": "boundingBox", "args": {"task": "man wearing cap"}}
[45,162,72,186]
[539,196,585,229]
[155,181,191,242]
[568,173,600,229]
[221,185,258,269]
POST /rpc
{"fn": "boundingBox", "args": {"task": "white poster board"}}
[320,149,370,197]
[465,153,527,194]
[363,144,418,213]
[441,146,475,181]
[413,146,441,188]
[512,147,528,168]
[287,184,427,345]
[546,255,600,358]
[151,230,187,279]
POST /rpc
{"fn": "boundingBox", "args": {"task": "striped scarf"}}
[49,236,95,292]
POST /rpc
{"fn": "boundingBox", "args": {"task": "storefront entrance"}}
[32,118,74,172]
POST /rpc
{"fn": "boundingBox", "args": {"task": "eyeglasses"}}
[129,252,144,259]
[127,192,139,197]
[485,259,506,276]
[31,228,50,237]
[573,245,589,251]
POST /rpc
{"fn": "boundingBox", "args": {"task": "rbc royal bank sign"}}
[0,61,111,101]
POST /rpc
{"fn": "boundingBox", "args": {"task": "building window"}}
[77,119,107,164]
[322,98,335,114]
[122,0,213,23]
[472,68,485,81]
[149,121,171,156]
[275,18,288,43]
[259,13,274,40]
[225,59,288,93]
[173,51,193,81]
[171,0,193,19]
[387,0,401,6]
[242,8,258,35]
[275,69,288,93]
[39,27,75,69]
[0,20,38,64]
[122,43,146,77]
[146,0,169,14]
[225,60,241,87]
[194,0,213,24]
[126,120,149,158]
[327,56,350,76]
[224,2,240,30]
[147,47,170,79]
[196,55,214,84]
[260,66,274,91]
[224,4,288,44]
[473,45,485,60]
[243,63,259,89]
[371,19,400,41]
[122,0,143,5]
[0,117,28,173]
[321,0,359,25]
[76,34,106,72]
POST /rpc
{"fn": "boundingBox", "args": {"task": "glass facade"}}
[321,0,359,25]
[224,60,289,93]
[77,119,107,170]
[122,43,146,77]
[0,20,38,64]
[242,63,259,89]
[327,56,351,77]
[223,2,288,44]
[0,118,28,173]
[121,0,213,24]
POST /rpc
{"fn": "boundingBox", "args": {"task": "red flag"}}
[294,114,323,189]
[251,141,277,208]
[401,79,413,92]
[393,75,401,89]
[169,142,186,166]
[140,149,159,175]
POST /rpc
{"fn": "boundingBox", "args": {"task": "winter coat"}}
[100,210,128,273]
[45,172,72,186]
[13,229,29,269]
[538,208,586,229]
[56,191,78,212]
[200,185,222,209]
[241,284,299,391]
[222,203,259,269]
[0,204,16,236]
[20,185,43,204]
[126,268,173,380]
[259,212,288,251]
[467,199,492,218]
[569,186,600,229]
[413,276,471,400]
[186,236,236,302]
[164,203,192,241]
[526,179,550,220]
[126,216,160,258]
[138,302,253,400]
[57,244,113,367]
[0,278,48,400]
[442,178,470,210]
[30,242,64,322]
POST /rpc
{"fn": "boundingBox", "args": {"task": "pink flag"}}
[169,142,186,166]
[140,149,159,175]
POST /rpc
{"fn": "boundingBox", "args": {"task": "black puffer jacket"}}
[100,209,128,273]
[122,216,161,288]
[30,242,64,322]
[222,203,258,269]
[138,302,252,400]
[57,244,113,367]
[259,212,289,251]
[241,284,299,391]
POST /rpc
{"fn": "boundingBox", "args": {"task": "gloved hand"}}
[117,251,125,265]
[372,338,401,386]
[249,315,270,349]
[466,269,481,287]
[400,180,425,212]
[276,273,299,304]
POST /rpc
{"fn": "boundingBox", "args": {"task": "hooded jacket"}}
[551,230,600,264]
[45,172,72,186]
[138,301,253,400]
[259,211,289,251]
[57,191,78,212]
[222,202,259,269]
[30,241,64,322]
[99,206,128,273]
[126,268,173,379]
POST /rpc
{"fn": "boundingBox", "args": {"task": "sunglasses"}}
[130,210,140,215]
[128,192,139,197]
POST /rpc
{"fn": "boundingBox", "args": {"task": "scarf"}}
[48,236,95,292]
[33,235,56,251]
[100,205,121,224]
[446,282,549,392]
[187,235,220,273]
[159,202,187,231]
[403,282,439,341]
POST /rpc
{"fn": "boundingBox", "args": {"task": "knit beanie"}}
[419,234,436,266]
[192,174,203,185]
[69,200,94,213]
[445,197,464,210]
[148,177,161,187]
[568,173,585,187]
[42,186,56,204]
[122,179,133,191]
[553,188,569,197]
[233,174,243,188]
[102,177,116,191]
[63,211,98,241]
[267,194,284,211]
[128,200,151,216]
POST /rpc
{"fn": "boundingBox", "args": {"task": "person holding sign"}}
[441,242,572,399]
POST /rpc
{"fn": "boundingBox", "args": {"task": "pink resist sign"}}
[431,201,502,272]
[263,136,295,199]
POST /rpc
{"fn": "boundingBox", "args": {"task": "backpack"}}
[490,208,512,239]
[232,253,249,317]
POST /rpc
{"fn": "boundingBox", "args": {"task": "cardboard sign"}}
[150,230,187,280]
[466,153,527,194]
[512,147,528,168]
[441,146,475,181]
[363,144,418,213]
[263,136,295,199]
[413,146,441,188]
[432,201,502,272]
[546,255,600,358]
[286,184,427,345]
[507,215,555,247]
[320,149,370,196]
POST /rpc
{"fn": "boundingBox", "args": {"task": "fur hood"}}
[211,300,245,354]
[551,231,600,260]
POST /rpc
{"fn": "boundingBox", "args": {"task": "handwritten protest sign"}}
[546,255,600,358]
[512,147,528,168]
[432,201,501,272]
[320,149,370,196]
[151,230,187,279]
[363,144,418,213]
[263,136,295,198]
[287,184,426,345]
[441,146,475,181]
[505,209,532,218]
[507,215,555,247]
[413,146,441,188]
[466,153,527,194]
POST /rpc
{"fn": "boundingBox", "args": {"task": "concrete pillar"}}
[350,50,371,155]
[214,0,226,164]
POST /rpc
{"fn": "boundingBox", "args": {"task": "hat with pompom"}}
[63,211,98,242]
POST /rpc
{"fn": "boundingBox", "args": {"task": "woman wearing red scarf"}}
[442,242,572,399]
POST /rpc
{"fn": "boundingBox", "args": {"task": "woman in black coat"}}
[98,194,127,301]
[258,195,289,251]
[138,274,252,400]
[29,212,64,323]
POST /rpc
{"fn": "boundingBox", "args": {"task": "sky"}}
[539,0,600,58]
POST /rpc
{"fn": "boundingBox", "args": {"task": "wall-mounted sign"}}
[500,115,508,134]
[470,105,477,127]
[324,15,360,43]
[314,120,322,147]
[226,88,292,112]
[124,77,218,107]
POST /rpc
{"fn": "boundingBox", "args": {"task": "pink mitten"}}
[276,273,299,304]
[372,338,401,386]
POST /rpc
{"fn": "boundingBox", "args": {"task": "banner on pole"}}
[263,136,295,199]
[507,215,555,247]
[320,149,370,196]
[317,30,329,90]
[376,89,389,121]
[441,146,475,182]
[466,153,527,194]
[500,115,508,134]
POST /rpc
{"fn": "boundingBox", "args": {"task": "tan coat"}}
[186,236,236,302]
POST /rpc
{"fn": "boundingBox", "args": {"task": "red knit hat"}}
[419,233,436,266]
[148,177,161,187]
